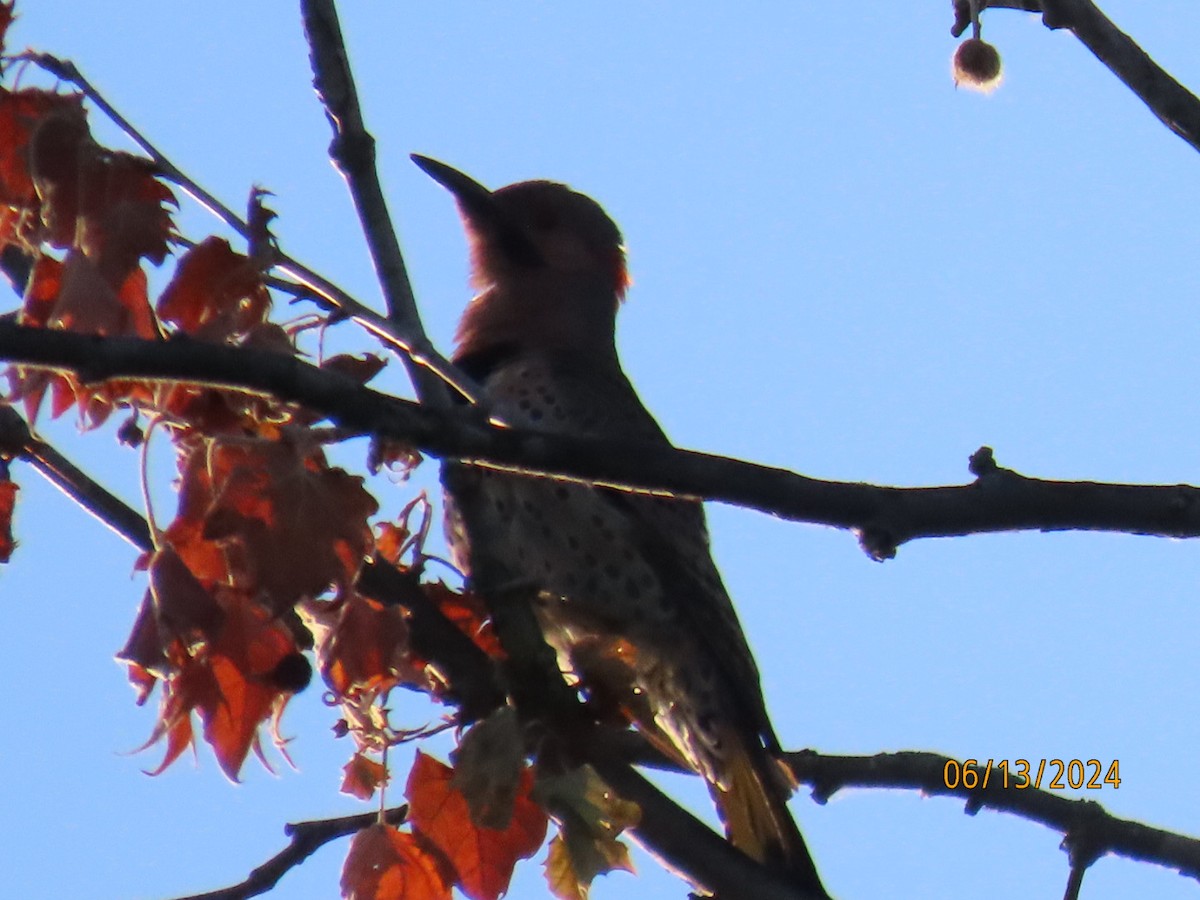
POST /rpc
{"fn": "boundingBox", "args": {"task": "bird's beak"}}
[411,154,544,267]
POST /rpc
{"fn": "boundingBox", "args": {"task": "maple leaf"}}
[7,245,156,426]
[28,102,176,285]
[167,435,379,614]
[534,765,639,900]
[157,236,270,342]
[116,591,168,703]
[301,590,418,697]
[147,544,225,644]
[451,707,526,831]
[406,751,548,900]
[0,87,82,210]
[543,830,635,900]
[341,824,452,900]
[422,581,504,661]
[342,751,390,801]
[373,521,410,565]
[0,474,16,562]
[0,3,14,60]
[133,586,301,780]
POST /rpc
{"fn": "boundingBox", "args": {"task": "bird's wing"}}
[549,360,781,751]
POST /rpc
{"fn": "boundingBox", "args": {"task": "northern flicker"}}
[415,154,827,896]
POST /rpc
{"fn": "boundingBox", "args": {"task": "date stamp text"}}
[943,758,1121,790]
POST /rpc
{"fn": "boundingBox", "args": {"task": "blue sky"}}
[3,2,1200,898]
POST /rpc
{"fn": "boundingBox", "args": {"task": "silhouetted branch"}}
[951,1,1200,153]
[786,749,1200,884]
[0,404,151,547]
[169,805,408,900]
[6,324,1200,558]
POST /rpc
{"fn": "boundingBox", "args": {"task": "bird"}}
[414,154,827,897]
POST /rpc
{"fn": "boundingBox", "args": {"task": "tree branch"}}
[786,749,1200,883]
[6,324,1200,557]
[952,1,1200,153]
[168,805,408,900]
[300,0,459,407]
[0,403,151,547]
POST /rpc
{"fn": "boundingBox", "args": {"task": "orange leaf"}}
[0,87,81,208]
[147,546,225,642]
[341,824,452,900]
[17,253,62,327]
[406,752,548,900]
[198,437,379,613]
[341,751,390,801]
[133,588,300,780]
[157,236,270,340]
[426,582,504,660]
[303,591,416,696]
[28,103,176,285]
[165,436,378,613]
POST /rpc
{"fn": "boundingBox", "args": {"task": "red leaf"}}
[166,436,378,613]
[0,3,16,59]
[341,824,452,900]
[134,588,300,780]
[0,88,81,208]
[28,103,176,285]
[0,476,17,562]
[406,752,548,900]
[341,751,390,801]
[157,236,270,340]
[304,591,416,697]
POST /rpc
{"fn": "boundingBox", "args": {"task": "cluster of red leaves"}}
[118,432,380,779]
[0,11,398,778]
[343,751,548,900]
[341,727,639,900]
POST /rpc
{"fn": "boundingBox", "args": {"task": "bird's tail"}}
[711,732,828,898]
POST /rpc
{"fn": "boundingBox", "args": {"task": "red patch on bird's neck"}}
[610,248,630,302]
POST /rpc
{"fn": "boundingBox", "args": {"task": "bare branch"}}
[5,324,1200,556]
[168,805,407,900]
[786,750,1200,884]
[952,1,1200,153]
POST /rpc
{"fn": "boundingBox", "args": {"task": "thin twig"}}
[169,805,407,900]
[1062,864,1086,900]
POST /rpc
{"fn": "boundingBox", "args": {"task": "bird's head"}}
[413,155,629,368]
